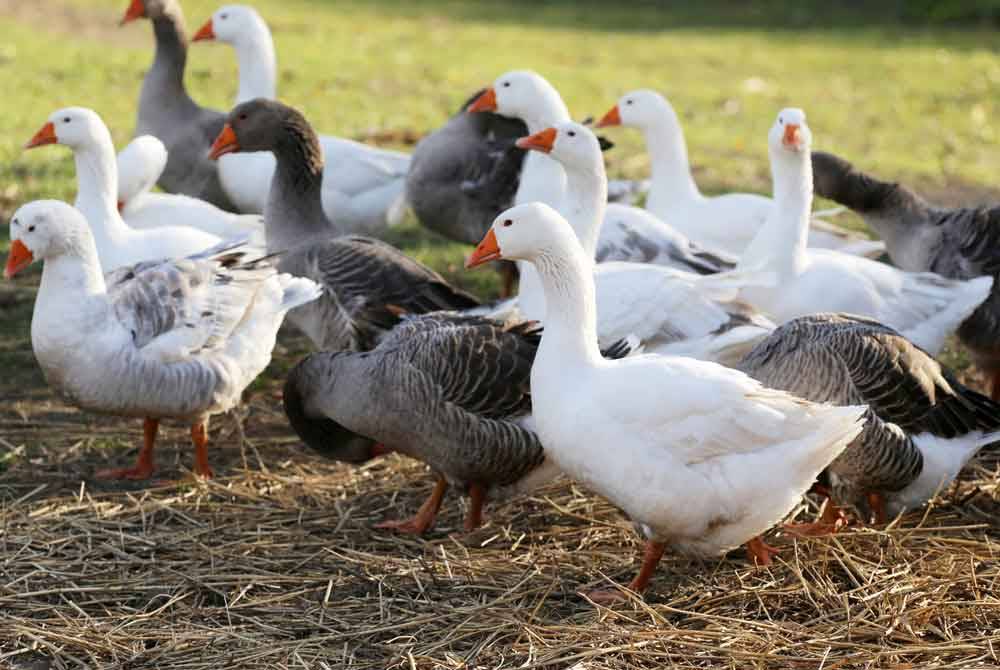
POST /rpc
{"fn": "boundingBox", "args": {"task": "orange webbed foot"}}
[746,536,780,566]
[373,516,434,536]
[96,463,155,481]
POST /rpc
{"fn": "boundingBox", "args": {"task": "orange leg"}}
[191,421,213,479]
[746,536,780,566]
[585,540,666,604]
[97,418,159,480]
[784,498,850,537]
[867,491,887,525]
[375,476,448,535]
[464,483,486,531]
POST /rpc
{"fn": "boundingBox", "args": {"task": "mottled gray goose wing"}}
[380,313,539,419]
[107,243,273,360]
[932,206,1000,279]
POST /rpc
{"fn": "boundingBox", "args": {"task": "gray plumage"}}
[221,99,481,351]
[406,89,529,245]
[739,312,1000,516]
[132,0,236,211]
[812,151,1000,380]
[283,314,547,494]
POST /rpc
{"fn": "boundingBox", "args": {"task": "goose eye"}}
[567,130,576,137]
[11,218,17,227]
[502,219,513,227]
[27,225,35,232]
[63,117,71,123]
[238,113,248,121]
[778,116,783,124]
[220,12,228,19]
[502,82,510,88]
[626,99,633,105]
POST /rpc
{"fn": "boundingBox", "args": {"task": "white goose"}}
[737,109,992,356]
[191,4,410,234]
[467,70,722,275]
[4,199,320,480]
[116,134,265,241]
[466,202,865,601]
[596,89,885,258]
[25,108,222,272]
[513,121,774,367]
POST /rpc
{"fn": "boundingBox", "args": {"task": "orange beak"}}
[120,0,145,25]
[208,124,240,160]
[467,87,497,113]
[466,229,501,269]
[596,105,621,128]
[25,122,57,150]
[515,127,557,154]
[4,240,34,279]
[192,18,215,41]
[782,124,801,148]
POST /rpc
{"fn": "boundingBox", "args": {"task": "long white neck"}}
[533,243,604,367]
[232,19,277,103]
[72,136,130,246]
[36,236,107,320]
[740,146,812,272]
[642,107,701,206]
[561,158,607,259]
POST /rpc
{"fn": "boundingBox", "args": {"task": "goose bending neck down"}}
[465,202,865,601]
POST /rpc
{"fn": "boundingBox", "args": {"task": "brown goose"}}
[120,0,236,211]
[208,99,480,352]
[812,150,1000,398]
[283,312,634,534]
[739,312,1000,531]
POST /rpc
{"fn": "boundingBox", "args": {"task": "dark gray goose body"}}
[209,98,480,352]
[739,312,1000,527]
[812,151,1000,395]
[283,313,553,533]
[406,89,529,246]
[122,0,235,211]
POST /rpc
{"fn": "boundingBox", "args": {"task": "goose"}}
[595,89,885,259]
[812,150,1000,398]
[120,0,236,212]
[116,134,266,241]
[284,312,636,534]
[190,4,410,234]
[739,313,1000,532]
[208,98,480,351]
[514,121,774,367]
[737,109,992,356]
[465,202,865,601]
[467,71,737,290]
[4,200,321,480]
[25,108,223,272]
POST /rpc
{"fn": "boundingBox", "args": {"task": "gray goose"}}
[121,0,236,211]
[208,99,480,352]
[812,150,1000,398]
[739,312,1000,531]
[283,312,634,533]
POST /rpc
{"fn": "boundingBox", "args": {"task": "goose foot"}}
[96,418,158,481]
[583,540,666,604]
[745,536,779,566]
[784,501,850,537]
[375,475,448,535]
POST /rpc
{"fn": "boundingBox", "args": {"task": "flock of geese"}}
[6,0,1000,602]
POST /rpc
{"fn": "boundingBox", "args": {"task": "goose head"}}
[769,107,811,157]
[210,98,309,158]
[5,201,90,278]
[25,107,109,153]
[116,135,167,210]
[120,0,176,24]
[466,202,578,269]
[515,120,603,173]
[467,70,565,127]
[193,4,264,44]
[597,89,678,131]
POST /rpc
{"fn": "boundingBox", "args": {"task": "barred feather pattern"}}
[811,150,1000,369]
[738,313,1000,509]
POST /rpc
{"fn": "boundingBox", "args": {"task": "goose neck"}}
[233,25,277,103]
[743,148,811,271]
[148,10,190,99]
[644,116,700,203]
[562,162,607,259]
[533,245,603,367]
[73,143,129,241]
[265,135,336,253]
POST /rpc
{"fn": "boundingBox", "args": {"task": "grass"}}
[1,1,999,668]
